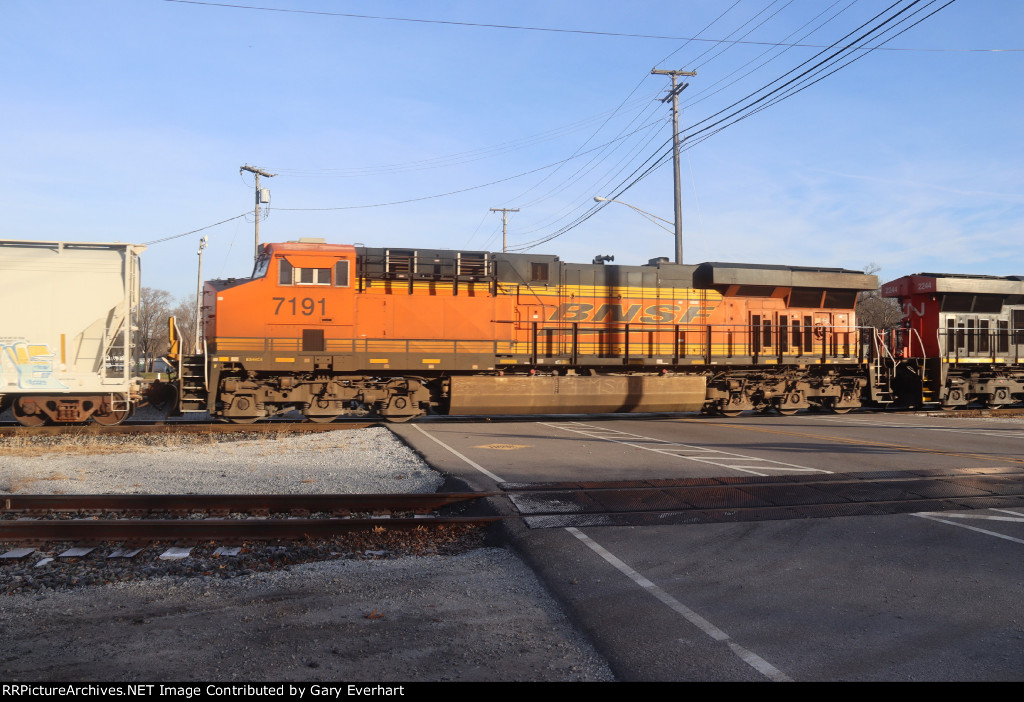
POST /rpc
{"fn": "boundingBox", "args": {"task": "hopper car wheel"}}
[775,408,799,416]
[717,409,743,418]
[985,403,1004,410]
[227,416,261,424]
[12,399,46,427]
[383,414,417,423]
[93,394,130,426]
[830,407,853,414]
[305,415,338,424]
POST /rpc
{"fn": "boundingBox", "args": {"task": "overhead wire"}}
[161,0,1017,51]
[160,1,963,254]
[510,0,955,252]
[270,120,671,212]
[265,96,655,178]
[680,0,858,110]
[143,213,250,246]
[501,0,746,231]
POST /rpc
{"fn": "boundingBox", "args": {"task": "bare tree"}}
[856,263,903,330]
[136,287,173,371]
[170,294,197,356]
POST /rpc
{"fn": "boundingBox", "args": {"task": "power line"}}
[271,120,667,212]
[160,0,1021,51]
[143,213,249,246]
[510,0,958,252]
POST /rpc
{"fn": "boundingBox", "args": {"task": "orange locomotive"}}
[176,238,877,422]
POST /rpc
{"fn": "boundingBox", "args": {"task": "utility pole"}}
[489,208,519,253]
[651,68,696,265]
[240,164,276,262]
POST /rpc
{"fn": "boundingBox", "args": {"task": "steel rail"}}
[0,420,376,437]
[0,516,498,542]
[1,492,496,514]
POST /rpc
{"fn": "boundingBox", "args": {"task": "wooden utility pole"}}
[651,68,696,265]
[240,164,276,262]
[489,208,520,253]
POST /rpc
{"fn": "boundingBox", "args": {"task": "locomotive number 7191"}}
[272,297,326,316]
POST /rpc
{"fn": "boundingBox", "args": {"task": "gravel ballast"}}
[0,426,615,682]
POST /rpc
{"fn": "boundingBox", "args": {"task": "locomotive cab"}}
[881,273,1024,407]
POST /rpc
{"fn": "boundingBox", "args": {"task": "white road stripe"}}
[567,527,791,682]
[914,512,1024,523]
[912,514,1024,545]
[411,425,506,482]
[544,422,829,476]
[801,415,1024,440]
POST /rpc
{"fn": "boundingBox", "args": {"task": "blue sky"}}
[3,0,1022,297]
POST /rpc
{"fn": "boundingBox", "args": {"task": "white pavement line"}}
[566,527,792,683]
[914,512,1024,522]
[544,422,828,476]
[801,415,1024,440]
[994,509,1024,517]
[912,514,1024,545]
[411,425,505,483]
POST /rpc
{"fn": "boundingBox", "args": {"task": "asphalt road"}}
[392,411,1024,681]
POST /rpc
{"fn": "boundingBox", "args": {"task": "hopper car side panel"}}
[0,239,146,425]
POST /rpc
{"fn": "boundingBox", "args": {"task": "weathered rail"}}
[0,493,499,543]
[0,419,377,437]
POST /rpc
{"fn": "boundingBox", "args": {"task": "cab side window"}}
[279,259,293,285]
[278,258,331,286]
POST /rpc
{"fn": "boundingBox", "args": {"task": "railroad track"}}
[3,405,1023,436]
[4,465,1023,543]
[0,419,377,437]
[0,493,498,544]
[501,466,1024,528]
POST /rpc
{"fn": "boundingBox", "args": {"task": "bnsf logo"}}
[548,302,706,324]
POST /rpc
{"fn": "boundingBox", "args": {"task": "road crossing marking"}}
[542,422,829,477]
[567,527,792,682]
[800,415,1024,440]
[913,512,1024,545]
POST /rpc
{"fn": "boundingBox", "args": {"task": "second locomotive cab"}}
[169,238,880,423]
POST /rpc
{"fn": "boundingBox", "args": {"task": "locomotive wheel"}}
[12,399,46,427]
[93,394,130,426]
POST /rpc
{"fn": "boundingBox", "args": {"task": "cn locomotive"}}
[3,237,1023,426]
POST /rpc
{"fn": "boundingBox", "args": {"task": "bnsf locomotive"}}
[174,238,879,423]
[3,237,1023,426]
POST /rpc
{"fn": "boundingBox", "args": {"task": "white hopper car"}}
[0,240,146,425]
